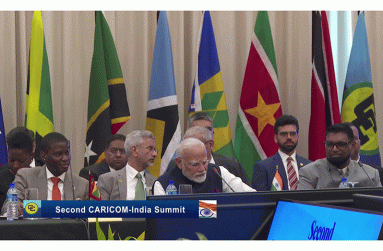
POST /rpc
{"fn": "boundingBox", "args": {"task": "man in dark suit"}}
[165,112,250,185]
[346,122,383,184]
[252,115,311,191]
[79,134,127,181]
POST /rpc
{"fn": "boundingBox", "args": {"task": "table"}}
[0,218,145,240]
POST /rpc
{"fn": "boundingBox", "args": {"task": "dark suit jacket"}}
[164,152,251,186]
[252,152,311,191]
[0,165,15,208]
[79,161,111,181]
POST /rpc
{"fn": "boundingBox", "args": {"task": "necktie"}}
[51,177,61,201]
[287,157,298,190]
[135,173,145,200]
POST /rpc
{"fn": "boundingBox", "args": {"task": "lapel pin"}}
[119,179,122,183]
[300,163,303,166]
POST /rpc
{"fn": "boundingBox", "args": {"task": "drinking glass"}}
[179,184,192,194]
[24,188,39,220]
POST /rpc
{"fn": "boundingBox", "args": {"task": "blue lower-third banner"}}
[23,200,217,219]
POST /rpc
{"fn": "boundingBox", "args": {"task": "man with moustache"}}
[79,134,127,181]
[153,138,255,195]
[1,132,89,215]
[97,130,158,200]
[252,115,311,191]
[165,112,250,185]
[298,123,381,190]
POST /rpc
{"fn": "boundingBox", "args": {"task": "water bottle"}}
[7,183,18,221]
[166,180,177,195]
[339,178,349,188]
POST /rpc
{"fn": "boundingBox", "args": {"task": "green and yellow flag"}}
[25,11,54,158]
[85,11,130,167]
[189,11,235,158]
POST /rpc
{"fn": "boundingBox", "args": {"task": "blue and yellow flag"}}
[190,11,235,158]
[0,98,7,166]
[341,11,381,166]
[25,11,54,160]
[146,11,181,177]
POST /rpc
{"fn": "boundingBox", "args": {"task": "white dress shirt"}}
[278,149,299,190]
[46,167,66,200]
[153,165,255,195]
[125,164,147,200]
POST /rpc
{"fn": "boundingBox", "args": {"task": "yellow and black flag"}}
[25,11,54,158]
[85,11,130,166]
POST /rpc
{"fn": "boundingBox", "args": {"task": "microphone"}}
[67,140,76,200]
[212,166,235,192]
[358,161,376,187]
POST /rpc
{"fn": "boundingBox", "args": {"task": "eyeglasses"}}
[324,141,351,149]
[140,145,158,154]
[187,159,209,168]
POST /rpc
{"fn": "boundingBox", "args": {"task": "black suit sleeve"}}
[79,167,94,180]
[165,159,178,173]
[252,163,269,191]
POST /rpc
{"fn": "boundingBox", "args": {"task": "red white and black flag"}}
[309,11,341,161]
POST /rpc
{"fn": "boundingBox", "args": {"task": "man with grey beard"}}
[298,123,381,189]
[98,130,158,200]
[153,138,255,195]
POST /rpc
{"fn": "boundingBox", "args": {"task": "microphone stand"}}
[67,140,76,200]
[212,166,235,192]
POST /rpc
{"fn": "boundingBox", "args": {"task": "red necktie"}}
[287,157,298,190]
[51,177,61,201]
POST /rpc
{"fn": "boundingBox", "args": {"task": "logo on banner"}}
[342,85,379,154]
[199,200,217,218]
[24,200,41,217]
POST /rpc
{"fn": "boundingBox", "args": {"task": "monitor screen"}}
[267,200,383,240]
[146,187,383,240]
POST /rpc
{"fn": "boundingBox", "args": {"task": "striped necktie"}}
[287,157,298,190]
[135,173,145,200]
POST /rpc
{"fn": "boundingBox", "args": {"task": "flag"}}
[341,11,381,166]
[146,11,181,177]
[308,11,341,161]
[271,169,283,191]
[25,11,54,160]
[0,98,7,166]
[234,11,282,181]
[89,172,101,200]
[85,11,130,166]
[189,11,235,158]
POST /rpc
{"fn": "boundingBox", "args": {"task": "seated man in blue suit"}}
[252,115,311,191]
